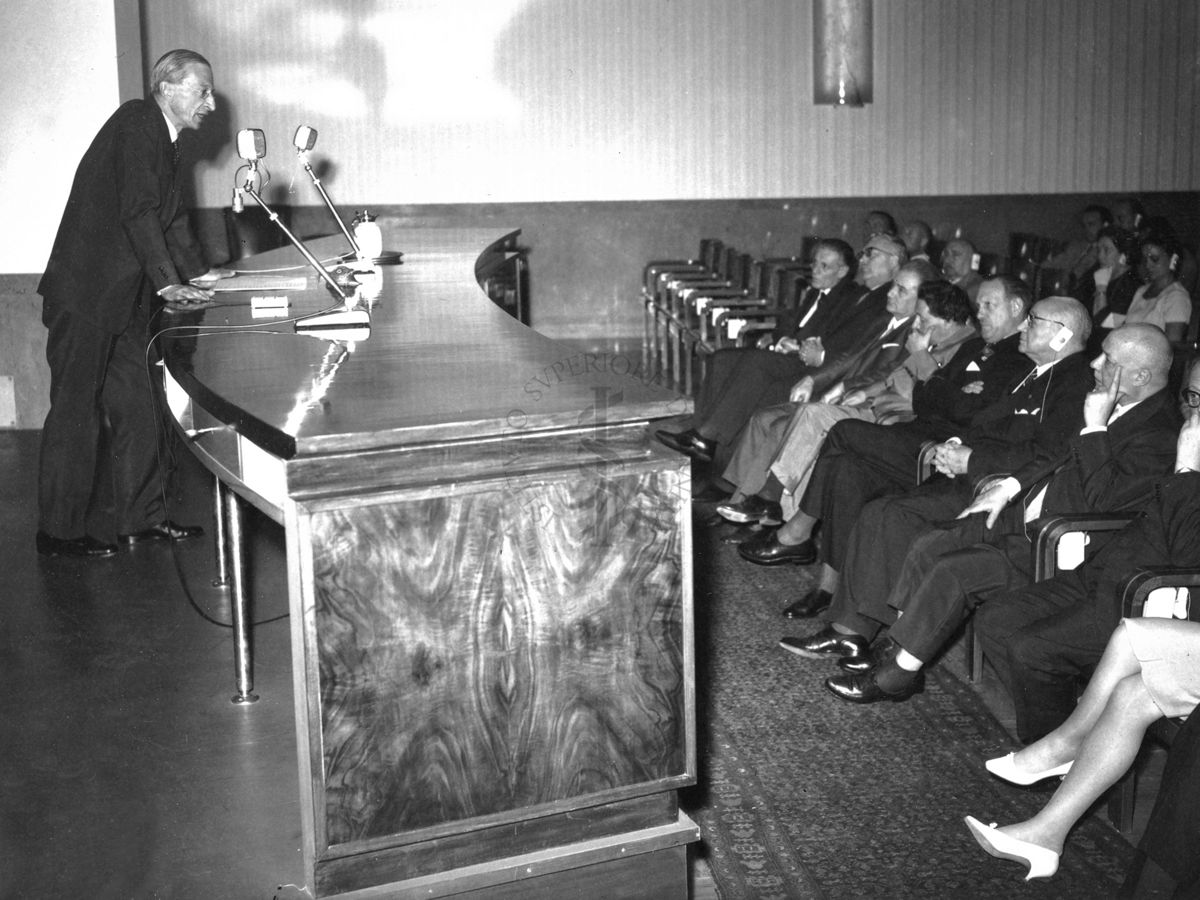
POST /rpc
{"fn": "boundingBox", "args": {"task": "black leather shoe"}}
[782,588,833,618]
[779,625,869,660]
[36,531,117,558]
[716,495,783,526]
[838,637,897,673]
[119,520,205,545]
[824,669,925,704]
[654,429,715,463]
[739,533,816,566]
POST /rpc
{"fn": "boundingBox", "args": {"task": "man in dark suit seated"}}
[770,296,1095,629]
[975,359,1200,741]
[655,235,903,468]
[36,49,228,558]
[786,325,1179,704]
[734,276,1031,574]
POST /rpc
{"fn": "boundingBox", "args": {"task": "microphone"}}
[236,128,266,168]
[290,124,363,261]
[231,127,349,302]
[293,125,317,153]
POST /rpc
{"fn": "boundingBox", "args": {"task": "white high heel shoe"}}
[985,751,1073,786]
[964,816,1060,881]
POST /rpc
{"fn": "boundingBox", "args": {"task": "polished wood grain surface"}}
[310,462,689,848]
[164,227,683,460]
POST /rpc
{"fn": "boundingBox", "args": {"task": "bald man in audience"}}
[975,356,1200,740]
[785,324,1179,704]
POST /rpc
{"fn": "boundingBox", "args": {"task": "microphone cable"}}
[141,312,301,630]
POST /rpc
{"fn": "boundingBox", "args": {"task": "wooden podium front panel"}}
[294,450,693,893]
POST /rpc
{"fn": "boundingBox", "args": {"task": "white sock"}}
[895,648,924,672]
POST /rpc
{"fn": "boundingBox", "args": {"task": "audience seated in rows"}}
[728,277,1030,579]
[784,325,1180,708]
[756,297,1093,625]
[714,276,973,529]
[656,236,903,469]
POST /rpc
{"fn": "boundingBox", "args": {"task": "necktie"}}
[171,140,181,170]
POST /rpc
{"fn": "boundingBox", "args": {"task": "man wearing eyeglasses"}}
[778,297,1094,660]
[805,324,1179,706]
[35,49,229,558]
[974,355,1200,740]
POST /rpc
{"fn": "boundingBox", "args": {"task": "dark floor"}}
[0,430,1162,899]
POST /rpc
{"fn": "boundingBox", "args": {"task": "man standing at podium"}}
[36,49,228,558]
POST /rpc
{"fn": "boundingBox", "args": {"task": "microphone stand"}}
[240,171,348,301]
[295,152,362,259]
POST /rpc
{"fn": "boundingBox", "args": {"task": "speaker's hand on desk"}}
[161,283,216,312]
[190,267,235,285]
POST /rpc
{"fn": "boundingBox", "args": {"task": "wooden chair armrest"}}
[1030,512,1140,581]
[1121,567,1200,618]
[916,440,939,483]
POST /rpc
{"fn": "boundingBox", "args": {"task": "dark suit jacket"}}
[969,389,1182,559]
[841,316,916,392]
[1022,390,1181,516]
[805,281,893,394]
[960,352,1094,483]
[38,98,207,334]
[772,277,865,343]
[911,331,1028,430]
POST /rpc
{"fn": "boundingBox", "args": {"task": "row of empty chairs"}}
[641,239,812,395]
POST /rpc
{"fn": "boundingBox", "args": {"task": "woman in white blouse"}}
[1124,233,1193,343]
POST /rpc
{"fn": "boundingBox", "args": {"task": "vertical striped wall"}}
[147,1,1199,206]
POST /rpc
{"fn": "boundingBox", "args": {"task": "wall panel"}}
[134,0,1198,209]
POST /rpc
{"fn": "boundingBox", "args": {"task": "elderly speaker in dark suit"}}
[36,49,227,558]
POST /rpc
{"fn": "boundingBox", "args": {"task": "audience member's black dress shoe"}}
[654,429,715,463]
[824,669,925,704]
[36,531,118,558]
[837,636,896,673]
[738,532,816,566]
[119,520,205,545]
[779,625,869,660]
[716,494,784,526]
[782,588,832,618]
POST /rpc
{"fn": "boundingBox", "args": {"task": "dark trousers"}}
[885,518,1034,662]
[801,418,948,572]
[825,476,975,640]
[693,347,808,452]
[973,569,1111,743]
[38,303,165,538]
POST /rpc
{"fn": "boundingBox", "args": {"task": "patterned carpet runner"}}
[681,514,1134,899]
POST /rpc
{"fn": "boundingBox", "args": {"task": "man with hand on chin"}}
[36,49,230,558]
[802,324,1179,706]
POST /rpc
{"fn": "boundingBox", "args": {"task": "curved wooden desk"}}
[161,228,696,899]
